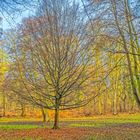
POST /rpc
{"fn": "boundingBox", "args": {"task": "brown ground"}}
[0,124,140,140]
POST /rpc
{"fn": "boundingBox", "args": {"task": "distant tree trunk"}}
[119,102,122,113]
[123,97,126,112]
[41,107,46,122]
[113,92,117,115]
[2,94,6,117]
[124,0,140,94]
[129,100,135,114]
[98,99,103,115]
[111,0,140,106]
[103,94,107,115]
[93,98,97,115]
[20,103,25,117]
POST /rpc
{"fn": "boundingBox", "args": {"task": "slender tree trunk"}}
[98,97,102,115]
[103,93,107,115]
[53,108,59,129]
[93,98,96,115]
[129,100,135,114]
[111,0,140,106]
[124,0,140,95]
[21,103,25,117]
[123,99,126,112]
[113,92,117,115]
[3,94,6,117]
[119,102,122,112]
[41,108,46,122]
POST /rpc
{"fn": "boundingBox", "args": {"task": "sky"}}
[1,0,82,30]
[0,0,39,31]
[1,9,35,30]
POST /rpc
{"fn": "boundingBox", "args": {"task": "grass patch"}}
[69,122,108,128]
[66,114,140,128]
[0,113,140,130]
[0,124,45,130]
[70,123,96,127]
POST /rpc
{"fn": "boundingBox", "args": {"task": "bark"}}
[2,94,6,117]
[103,93,107,115]
[93,98,96,114]
[53,108,59,129]
[41,108,46,122]
[98,97,103,115]
[113,92,117,115]
[123,97,126,112]
[20,103,25,117]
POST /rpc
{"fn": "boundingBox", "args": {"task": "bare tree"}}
[7,0,99,129]
[83,0,140,106]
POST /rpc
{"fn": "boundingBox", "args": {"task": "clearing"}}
[0,114,140,140]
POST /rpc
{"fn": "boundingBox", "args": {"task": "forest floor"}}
[0,114,140,140]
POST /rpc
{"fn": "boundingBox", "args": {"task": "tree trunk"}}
[123,99,126,112]
[41,108,46,122]
[3,94,6,117]
[111,0,140,106]
[53,108,59,129]
[119,102,122,112]
[103,93,107,115]
[93,98,97,115]
[113,92,117,115]
[21,103,25,117]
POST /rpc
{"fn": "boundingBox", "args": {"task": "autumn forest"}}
[0,0,140,139]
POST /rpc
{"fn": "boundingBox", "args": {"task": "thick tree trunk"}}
[53,108,59,129]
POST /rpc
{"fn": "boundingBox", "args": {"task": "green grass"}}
[68,114,140,128]
[0,124,45,130]
[0,113,140,130]
[0,114,140,140]
[69,122,106,128]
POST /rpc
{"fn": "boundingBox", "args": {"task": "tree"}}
[83,0,140,106]
[0,48,9,116]
[7,0,98,129]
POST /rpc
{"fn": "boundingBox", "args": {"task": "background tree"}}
[82,0,140,106]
